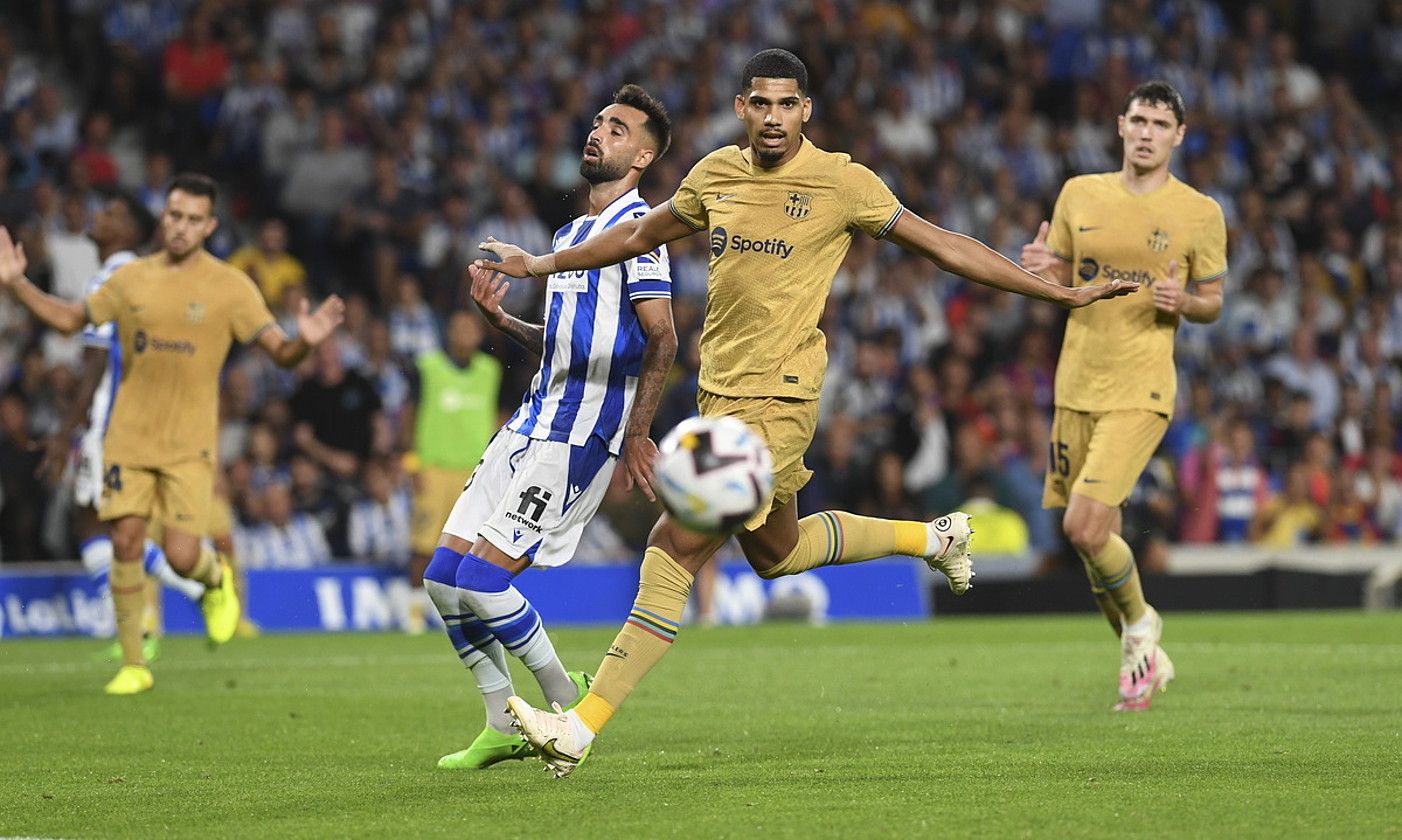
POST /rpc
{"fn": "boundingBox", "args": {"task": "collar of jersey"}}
[582,187,642,221]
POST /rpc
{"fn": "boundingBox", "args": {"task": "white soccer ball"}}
[655,415,775,536]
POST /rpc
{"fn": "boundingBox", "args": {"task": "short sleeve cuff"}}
[874,206,904,239]
[667,200,705,231]
[627,281,673,301]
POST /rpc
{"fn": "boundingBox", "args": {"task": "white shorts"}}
[73,425,105,509]
[441,430,616,569]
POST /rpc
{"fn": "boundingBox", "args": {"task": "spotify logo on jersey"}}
[711,226,728,257]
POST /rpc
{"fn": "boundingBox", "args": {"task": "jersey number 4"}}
[103,465,123,491]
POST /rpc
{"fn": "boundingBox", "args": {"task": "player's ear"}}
[1173,123,1186,147]
[204,215,219,237]
[1116,114,1126,138]
[733,93,745,120]
[801,96,812,123]
[633,146,655,171]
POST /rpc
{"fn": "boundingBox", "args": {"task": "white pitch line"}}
[2,640,1399,678]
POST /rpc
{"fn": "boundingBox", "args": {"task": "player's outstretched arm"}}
[0,226,88,334]
[619,298,678,502]
[886,213,1138,308]
[257,294,347,367]
[475,204,696,279]
[467,264,544,355]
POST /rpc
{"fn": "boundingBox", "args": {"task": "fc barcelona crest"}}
[1147,227,1170,252]
[785,192,812,219]
[186,302,206,324]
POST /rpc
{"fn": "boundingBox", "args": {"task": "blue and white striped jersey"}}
[506,189,672,455]
[79,250,138,439]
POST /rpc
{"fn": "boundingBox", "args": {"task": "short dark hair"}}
[1123,80,1185,125]
[613,83,672,159]
[740,48,808,95]
[166,172,219,205]
[110,191,156,246]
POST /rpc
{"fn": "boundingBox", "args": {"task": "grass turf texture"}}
[1,611,1399,838]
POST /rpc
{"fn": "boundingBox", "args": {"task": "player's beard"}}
[751,129,790,166]
[580,154,628,185]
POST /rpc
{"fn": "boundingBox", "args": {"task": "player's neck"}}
[587,177,638,216]
[161,247,204,268]
[1119,160,1172,195]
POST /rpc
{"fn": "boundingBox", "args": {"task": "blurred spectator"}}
[236,480,333,569]
[229,218,307,307]
[1252,464,1326,547]
[280,109,371,225]
[1266,328,1340,428]
[347,457,412,565]
[386,273,440,358]
[291,335,383,481]
[0,393,48,562]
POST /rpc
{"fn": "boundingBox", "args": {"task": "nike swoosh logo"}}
[1082,478,1102,484]
[540,738,582,763]
[604,651,626,660]
[716,193,735,202]
[1078,226,1099,232]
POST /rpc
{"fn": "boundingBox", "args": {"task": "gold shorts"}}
[1042,408,1169,509]
[412,465,474,555]
[99,457,214,533]
[148,483,233,542]
[697,389,818,531]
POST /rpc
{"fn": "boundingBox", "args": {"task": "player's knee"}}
[1064,520,1108,556]
[163,543,198,571]
[109,523,145,562]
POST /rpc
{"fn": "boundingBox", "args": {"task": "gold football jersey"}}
[1046,173,1227,415]
[85,250,276,466]
[668,138,903,400]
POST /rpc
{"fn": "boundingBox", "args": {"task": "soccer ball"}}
[655,416,774,535]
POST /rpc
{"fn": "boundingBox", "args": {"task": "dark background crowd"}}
[1,0,1400,570]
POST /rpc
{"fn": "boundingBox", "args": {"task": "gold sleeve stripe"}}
[875,206,904,239]
[667,200,705,231]
[1194,268,1227,284]
[1051,247,1072,261]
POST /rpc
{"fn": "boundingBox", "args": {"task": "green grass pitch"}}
[1,611,1399,838]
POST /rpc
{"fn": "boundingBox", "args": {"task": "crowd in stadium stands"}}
[1,0,1400,569]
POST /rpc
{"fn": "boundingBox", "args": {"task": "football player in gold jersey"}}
[477,49,1137,776]
[0,173,344,695]
[1021,81,1227,711]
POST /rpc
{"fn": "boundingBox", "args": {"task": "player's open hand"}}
[467,264,510,328]
[1152,260,1183,315]
[475,237,536,278]
[1020,220,1058,274]
[621,434,659,502]
[1063,278,1140,307]
[298,294,347,345]
[0,226,28,287]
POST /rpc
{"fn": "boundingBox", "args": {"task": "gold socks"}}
[580,547,693,733]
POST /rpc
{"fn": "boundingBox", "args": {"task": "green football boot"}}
[563,671,593,710]
[437,726,533,770]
